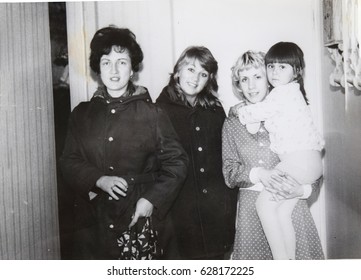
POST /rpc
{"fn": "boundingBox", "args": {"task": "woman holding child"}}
[222,48,324,260]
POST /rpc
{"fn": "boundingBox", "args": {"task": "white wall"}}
[171,0,323,115]
[68,0,323,111]
[320,0,361,259]
[67,0,326,253]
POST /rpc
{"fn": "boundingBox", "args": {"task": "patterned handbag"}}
[117,217,163,260]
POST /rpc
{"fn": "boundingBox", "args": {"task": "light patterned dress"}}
[222,116,324,260]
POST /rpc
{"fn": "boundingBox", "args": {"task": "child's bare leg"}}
[276,198,298,259]
[271,150,322,259]
[277,150,323,184]
[256,189,288,259]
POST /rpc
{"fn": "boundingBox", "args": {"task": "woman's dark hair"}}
[168,46,221,108]
[265,42,309,104]
[89,26,143,74]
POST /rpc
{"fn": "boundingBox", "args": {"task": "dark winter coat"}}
[156,86,238,259]
[60,85,188,259]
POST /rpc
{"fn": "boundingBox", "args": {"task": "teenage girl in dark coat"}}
[60,27,188,259]
[156,46,238,259]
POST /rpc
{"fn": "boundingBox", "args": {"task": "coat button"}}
[111,109,116,114]
[108,137,114,142]
[198,147,203,152]
[120,100,123,103]
[200,168,205,172]
[109,224,114,229]
[195,126,200,131]
[109,166,114,171]
[202,188,207,194]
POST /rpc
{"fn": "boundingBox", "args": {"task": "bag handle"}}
[122,220,140,259]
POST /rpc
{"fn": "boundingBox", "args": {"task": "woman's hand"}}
[129,198,154,228]
[264,173,304,200]
[95,176,128,200]
[257,168,286,189]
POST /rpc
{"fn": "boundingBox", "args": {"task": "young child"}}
[237,42,324,259]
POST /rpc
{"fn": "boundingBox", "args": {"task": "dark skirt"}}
[232,189,324,260]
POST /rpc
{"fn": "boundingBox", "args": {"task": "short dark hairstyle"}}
[265,41,308,104]
[168,46,221,108]
[89,26,143,74]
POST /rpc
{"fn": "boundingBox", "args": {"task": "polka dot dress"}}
[222,116,324,260]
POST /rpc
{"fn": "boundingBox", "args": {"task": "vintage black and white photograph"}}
[0,0,360,273]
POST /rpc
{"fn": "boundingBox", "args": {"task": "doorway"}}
[49,2,73,260]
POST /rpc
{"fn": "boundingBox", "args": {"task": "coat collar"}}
[92,83,151,104]
[157,86,197,108]
[157,86,223,117]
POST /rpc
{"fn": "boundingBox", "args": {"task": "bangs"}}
[234,51,265,71]
[265,51,298,66]
[265,42,304,68]
[112,45,128,54]
[182,56,197,66]
[242,59,265,70]
[101,45,127,56]
[176,56,197,73]
[180,47,217,74]
[183,55,210,73]
[236,64,265,75]
[231,51,266,82]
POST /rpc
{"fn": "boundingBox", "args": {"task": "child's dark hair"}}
[265,42,309,104]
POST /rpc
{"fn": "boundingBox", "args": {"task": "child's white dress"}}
[238,83,324,154]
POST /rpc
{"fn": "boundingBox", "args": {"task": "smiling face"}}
[177,59,209,105]
[266,62,295,88]
[238,66,269,104]
[100,46,133,97]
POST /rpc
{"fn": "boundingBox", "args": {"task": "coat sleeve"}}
[222,118,252,189]
[141,108,189,219]
[59,108,105,199]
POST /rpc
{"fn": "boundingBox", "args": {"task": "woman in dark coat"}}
[156,46,238,259]
[60,26,188,260]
